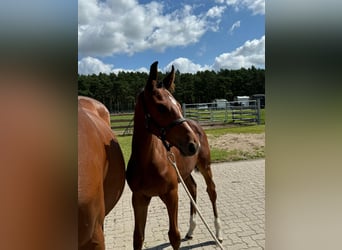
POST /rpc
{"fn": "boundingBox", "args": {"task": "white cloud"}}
[78,36,265,75]
[246,0,265,15]
[166,36,265,73]
[217,0,265,15]
[78,57,114,75]
[78,56,149,75]
[229,20,241,34]
[165,57,210,74]
[206,6,226,18]
[135,67,149,73]
[78,56,208,75]
[213,36,265,70]
[78,0,223,57]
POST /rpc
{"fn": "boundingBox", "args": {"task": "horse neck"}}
[131,100,154,156]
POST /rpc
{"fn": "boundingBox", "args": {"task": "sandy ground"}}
[208,133,265,160]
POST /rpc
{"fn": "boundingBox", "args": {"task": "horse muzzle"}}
[188,141,199,155]
[178,139,200,156]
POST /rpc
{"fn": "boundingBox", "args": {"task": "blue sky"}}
[78,0,264,74]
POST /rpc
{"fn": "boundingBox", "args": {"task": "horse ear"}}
[163,65,175,93]
[146,61,158,91]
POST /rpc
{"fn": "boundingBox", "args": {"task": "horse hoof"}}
[185,234,193,240]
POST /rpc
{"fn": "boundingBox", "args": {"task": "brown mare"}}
[78,96,126,250]
[126,62,222,249]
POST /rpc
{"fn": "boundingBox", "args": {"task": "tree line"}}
[78,66,265,113]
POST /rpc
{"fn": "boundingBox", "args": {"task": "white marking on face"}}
[168,95,183,117]
[167,93,185,119]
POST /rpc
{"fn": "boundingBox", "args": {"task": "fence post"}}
[225,102,229,122]
[256,99,261,125]
[182,103,186,118]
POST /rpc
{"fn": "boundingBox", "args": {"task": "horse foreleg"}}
[184,174,197,239]
[132,192,151,250]
[160,188,181,250]
[199,166,223,242]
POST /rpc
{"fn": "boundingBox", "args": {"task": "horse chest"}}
[127,158,178,196]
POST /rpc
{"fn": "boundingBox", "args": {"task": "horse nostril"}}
[188,142,197,155]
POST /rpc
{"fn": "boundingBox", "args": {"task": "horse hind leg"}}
[198,165,223,242]
[184,174,197,240]
[79,211,106,250]
[79,222,105,250]
[91,222,105,250]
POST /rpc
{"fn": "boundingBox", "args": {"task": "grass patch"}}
[210,148,230,162]
[260,108,265,124]
[205,123,265,162]
[110,113,134,120]
[205,124,265,136]
[210,147,265,162]
[116,135,132,165]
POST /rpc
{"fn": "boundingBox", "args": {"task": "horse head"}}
[141,61,199,156]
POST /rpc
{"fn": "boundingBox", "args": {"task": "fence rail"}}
[110,100,261,135]
[183,99,261,125]
[110,113,134,136]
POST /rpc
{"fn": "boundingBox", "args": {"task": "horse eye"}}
[157,104,168,114]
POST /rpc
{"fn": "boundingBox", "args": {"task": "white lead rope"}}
[167,152,225,250]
